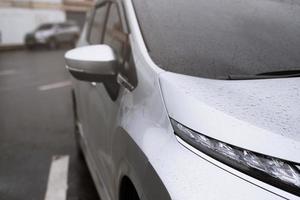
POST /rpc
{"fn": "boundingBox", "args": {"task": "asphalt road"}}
[0,49,100,200]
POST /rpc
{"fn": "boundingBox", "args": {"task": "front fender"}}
[112,127,171,200]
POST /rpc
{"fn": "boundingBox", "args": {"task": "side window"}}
[100,2,137,99]
[103,3,127,62]
[104,3,138,89]
[88,3,109,44]
[58,23,70,29]
[38,24,52,31]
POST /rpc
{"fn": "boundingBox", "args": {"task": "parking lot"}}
[0,49,100,200]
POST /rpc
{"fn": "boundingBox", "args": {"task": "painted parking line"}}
[0,69,16,76]
[38,81,72,91]
[44,155,70,200]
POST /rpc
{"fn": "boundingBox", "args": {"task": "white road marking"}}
[0,69,16,76]
[38,81,72,91]
[44,155,70,200]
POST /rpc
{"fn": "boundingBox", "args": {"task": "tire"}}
[119,178,140,200]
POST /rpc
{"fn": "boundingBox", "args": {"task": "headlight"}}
[171,119,300,196]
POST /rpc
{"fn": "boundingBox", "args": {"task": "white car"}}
[65,0,300,199]
[25,21,80,49]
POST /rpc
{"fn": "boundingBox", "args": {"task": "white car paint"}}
[35,29,53,43]
[159,72,300,163]
[65,45,116,62]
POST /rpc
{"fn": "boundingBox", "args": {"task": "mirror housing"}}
[65,45,118,82]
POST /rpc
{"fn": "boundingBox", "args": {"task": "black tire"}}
[119,178,140,200]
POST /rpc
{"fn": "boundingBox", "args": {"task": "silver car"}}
[65,0,300,199]
[25,21,80,49]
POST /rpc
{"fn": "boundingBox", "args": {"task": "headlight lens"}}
[171,119,300,196]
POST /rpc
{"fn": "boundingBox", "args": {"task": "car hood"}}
[159,72,300,163]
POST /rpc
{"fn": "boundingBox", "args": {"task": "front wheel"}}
[119,178,140,200]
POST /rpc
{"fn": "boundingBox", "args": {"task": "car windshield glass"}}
[132,0,300,79]
[58,22,76,28]
[37,24,53,31]
[58,23,69,28]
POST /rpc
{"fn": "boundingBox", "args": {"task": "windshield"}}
[132,0,300,79]
[37,24,53,31]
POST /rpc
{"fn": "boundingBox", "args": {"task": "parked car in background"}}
[25,21,80,49]
[65,0,300,200]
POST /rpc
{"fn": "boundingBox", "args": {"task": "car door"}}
[54,24,69,42]
[73,0,111,192]
[86,1,136,194]
[53,24,65,42]
[35,24,54,41]
[76,1,136,197]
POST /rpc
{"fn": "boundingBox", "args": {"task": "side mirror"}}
[65,45,118,82]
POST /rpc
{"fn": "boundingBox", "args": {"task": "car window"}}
[133,0,300,79]
[103,3,128,62]
[37,24,53,31]
[103,3,138,92]
[58,23,72,29]
[88,3,109,44]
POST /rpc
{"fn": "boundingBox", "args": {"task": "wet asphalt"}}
[0,49,100,200]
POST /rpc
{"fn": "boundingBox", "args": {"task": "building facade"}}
[0,0,92,45]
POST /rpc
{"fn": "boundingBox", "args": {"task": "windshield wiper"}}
[226,70,300,80]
